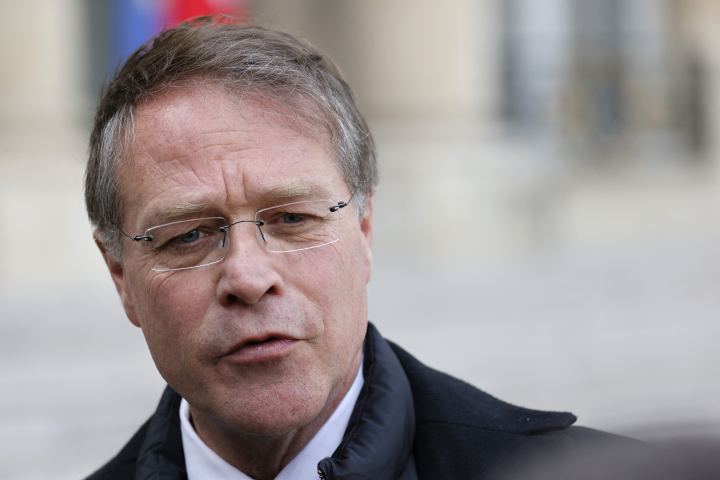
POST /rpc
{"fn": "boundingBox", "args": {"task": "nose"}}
[216,220,283,307]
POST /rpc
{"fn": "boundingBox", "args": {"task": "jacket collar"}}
[135,385,187,480]
[318,323,417,479]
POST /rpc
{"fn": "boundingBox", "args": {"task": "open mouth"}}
[244,337,277,346]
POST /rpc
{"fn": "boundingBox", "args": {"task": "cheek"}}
[132,271,215,361]
[289,244,358,311]
[293,233,368,344]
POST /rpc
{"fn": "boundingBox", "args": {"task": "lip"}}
[223,335,300,363]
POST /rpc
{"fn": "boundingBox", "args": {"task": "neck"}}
[188,350,363,480]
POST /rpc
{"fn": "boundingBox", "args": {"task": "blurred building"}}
[501,0,712,163]
[2,0,718,164]
[255,0,720,166]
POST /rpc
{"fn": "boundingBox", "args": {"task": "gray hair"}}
[85,17,378,261]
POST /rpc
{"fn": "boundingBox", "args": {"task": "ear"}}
[94,229,141,328]
[360,197,373,284]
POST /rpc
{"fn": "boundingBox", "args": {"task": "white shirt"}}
[180,359,365,480]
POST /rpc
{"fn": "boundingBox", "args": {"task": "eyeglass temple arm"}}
[329,186,360,212]
[112,223,153,242]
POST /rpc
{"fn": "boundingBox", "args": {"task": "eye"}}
[282,213,304,224]
[179,229,201,243]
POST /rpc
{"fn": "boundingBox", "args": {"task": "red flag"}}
[165,0,247,26]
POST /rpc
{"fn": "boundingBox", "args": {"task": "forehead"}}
[119,87,346,225]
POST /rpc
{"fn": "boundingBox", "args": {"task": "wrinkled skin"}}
[97,86,373,478]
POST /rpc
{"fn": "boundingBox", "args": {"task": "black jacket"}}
[87,324,622,480]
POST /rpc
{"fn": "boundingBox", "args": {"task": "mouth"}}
[225,335,299,363]
[244,337,274,346]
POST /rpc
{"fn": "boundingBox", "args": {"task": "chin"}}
[215,380,330,436]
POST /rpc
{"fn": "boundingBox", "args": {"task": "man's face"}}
[103,87,373,435]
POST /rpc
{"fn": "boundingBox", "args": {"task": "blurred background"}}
[2,0,720,478]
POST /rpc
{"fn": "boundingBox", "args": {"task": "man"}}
[85,18,618,480]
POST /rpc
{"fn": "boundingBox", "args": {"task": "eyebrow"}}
[165,201,208,216]
[264,182,332,199]
[145,201,209,228]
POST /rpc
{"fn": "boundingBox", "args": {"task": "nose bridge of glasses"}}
[220,219,266,249]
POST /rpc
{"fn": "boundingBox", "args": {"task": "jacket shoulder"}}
[388,340,577,434]
[85,418,150,480]
[86,386,187,480]
[559,425,642,448]
[387,340,640,480]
